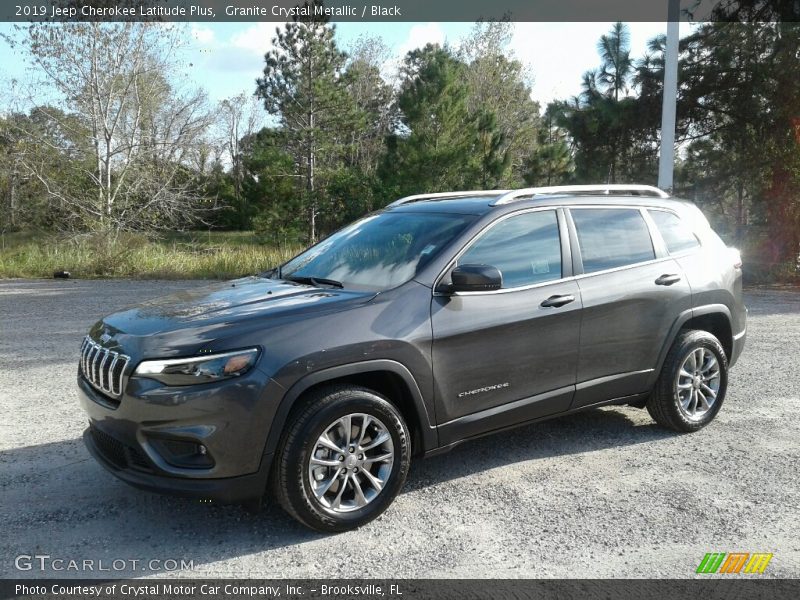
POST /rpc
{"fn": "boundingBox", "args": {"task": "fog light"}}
[150,438,215,469]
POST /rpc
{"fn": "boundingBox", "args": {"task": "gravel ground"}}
[0,279,798,579]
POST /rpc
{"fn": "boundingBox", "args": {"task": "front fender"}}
[259,359,438,461]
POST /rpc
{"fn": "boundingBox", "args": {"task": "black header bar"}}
[2,0,799,23]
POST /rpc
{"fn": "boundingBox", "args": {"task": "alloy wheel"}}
[675,347,721,421]
[307,413,395,513]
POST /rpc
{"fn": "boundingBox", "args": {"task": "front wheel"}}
[647,330,729,432]
[273,385,411,532]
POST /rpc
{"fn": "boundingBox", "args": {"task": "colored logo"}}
[696,552,773,574]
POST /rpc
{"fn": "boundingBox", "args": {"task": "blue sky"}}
[0,21,689,110]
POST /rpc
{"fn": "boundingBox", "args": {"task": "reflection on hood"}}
[101,276,377,335]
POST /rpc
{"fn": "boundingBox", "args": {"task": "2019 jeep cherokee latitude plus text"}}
[77,184,746,532]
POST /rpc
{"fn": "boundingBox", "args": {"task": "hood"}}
[90,277,377,358]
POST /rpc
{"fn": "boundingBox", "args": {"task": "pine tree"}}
[382,44,479,195]
[475,111,510,189]
[458,20,541,186]
[255,1,350,242]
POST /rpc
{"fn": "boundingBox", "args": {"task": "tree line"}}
[1,2,799,267]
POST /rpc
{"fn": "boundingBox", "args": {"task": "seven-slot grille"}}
[80,336,130,397]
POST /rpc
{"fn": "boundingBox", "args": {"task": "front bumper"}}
[77,369,284,504]
[83,427,272,504]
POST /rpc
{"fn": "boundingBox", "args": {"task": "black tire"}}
[647,329,728,432]
[272,384,411,532]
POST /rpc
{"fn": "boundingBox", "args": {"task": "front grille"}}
[90,426,127,468]
[90,426,153,473]
[79,336,130,398]
[127,447,151,470]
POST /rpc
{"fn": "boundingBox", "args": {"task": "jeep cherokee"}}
[77,184,747,532]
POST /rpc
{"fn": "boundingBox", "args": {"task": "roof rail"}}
[387,190,508,208]
[492,184,669,205]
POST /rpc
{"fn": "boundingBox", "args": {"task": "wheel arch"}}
[263,360,437,461]
[649,304,733,388]
[682,310,733,361]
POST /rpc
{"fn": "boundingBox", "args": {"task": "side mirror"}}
[447,264,502,293]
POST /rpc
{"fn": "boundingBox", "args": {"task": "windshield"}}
[278,212,476,291]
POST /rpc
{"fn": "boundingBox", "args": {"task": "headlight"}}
[134,348,260,386]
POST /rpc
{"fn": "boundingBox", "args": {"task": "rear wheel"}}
[647,330,728,432]
[273,385,410,532]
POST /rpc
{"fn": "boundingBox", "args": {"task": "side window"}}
[649,209,700,254]
[458,210,561,288]
[571,208,655,274]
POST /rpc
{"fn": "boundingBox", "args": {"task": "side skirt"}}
[425,391,650,458]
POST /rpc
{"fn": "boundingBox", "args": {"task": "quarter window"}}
[458,211,562,288]
[649,210,700,254]
[571,208,655,274]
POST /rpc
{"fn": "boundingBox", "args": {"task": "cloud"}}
[395,23,445,59]
[379,23,447,83]
[509,22,688,107]
[230,22,281,56]
[509,23,607,106]
[200,22,282,78]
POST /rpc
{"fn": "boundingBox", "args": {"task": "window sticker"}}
[531,260,551,274]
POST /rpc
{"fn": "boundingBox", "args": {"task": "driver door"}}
[431,208,582,444]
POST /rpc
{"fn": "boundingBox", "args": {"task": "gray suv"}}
[77,184,746,532]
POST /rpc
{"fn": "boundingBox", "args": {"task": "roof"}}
[387,194,507,215]
[385,185,695,216]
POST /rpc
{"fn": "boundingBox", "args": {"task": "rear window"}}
[571,208,655,274]
[649,209,701,254]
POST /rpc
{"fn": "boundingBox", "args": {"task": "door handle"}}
[655,274,682,286]
[540,294,575,308]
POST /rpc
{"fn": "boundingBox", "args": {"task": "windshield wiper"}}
[283,275,343,289]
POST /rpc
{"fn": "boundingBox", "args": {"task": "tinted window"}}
[280,212,475,291]
[649,210,700,254]
[571,208,655,274]
[458,211,561,288]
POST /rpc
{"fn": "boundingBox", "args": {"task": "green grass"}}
[0,231,302,280]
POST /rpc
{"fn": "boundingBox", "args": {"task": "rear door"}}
[431,208,582,443]
[567,206,692,408]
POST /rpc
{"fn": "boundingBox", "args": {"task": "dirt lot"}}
[0,280,798,579]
